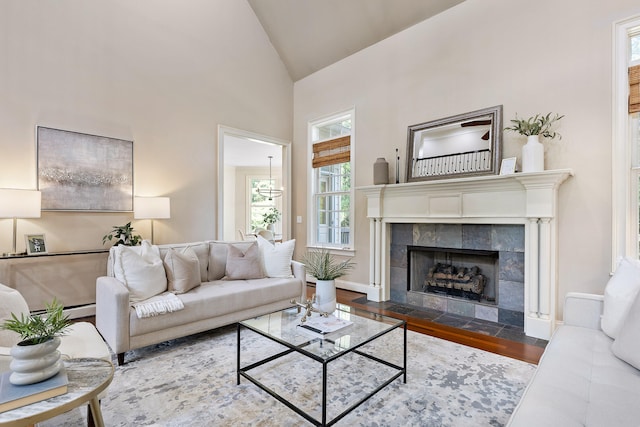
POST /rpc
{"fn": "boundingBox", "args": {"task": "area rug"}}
[39,324,535,426]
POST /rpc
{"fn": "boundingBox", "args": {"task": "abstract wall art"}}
[37,127,133,211]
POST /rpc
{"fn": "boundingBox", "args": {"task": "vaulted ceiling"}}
[247,0,466,81]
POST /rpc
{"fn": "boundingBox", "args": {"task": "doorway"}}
[217,126,291,241]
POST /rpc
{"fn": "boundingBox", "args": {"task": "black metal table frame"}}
[237,313,407,427]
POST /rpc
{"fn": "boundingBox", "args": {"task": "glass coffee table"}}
[237,304,406,426]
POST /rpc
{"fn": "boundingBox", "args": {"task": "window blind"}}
[630,64,640,114]
[312,135,350,168]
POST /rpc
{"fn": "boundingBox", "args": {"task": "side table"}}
[0,358,114,427]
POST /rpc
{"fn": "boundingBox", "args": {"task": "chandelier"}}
[257,155,283,200]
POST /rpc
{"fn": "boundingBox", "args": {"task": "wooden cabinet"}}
[0,251,108,313]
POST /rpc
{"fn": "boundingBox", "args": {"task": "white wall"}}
[292,0,640,319]
[0,0,292,252]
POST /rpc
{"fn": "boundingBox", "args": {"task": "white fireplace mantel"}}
[358,169,573,340]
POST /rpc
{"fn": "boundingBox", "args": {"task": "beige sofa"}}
[96,240,305,364]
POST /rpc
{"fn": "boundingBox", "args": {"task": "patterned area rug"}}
[40,324,535,426]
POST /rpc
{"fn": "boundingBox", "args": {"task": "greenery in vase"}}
[504,112,564,139]
[1,299,71,345]
[301,248,355,281]
[261,207,281,226]
[102,222,142,246]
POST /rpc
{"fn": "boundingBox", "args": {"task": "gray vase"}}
[373,157,389,185]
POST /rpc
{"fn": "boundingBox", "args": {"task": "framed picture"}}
[25,234,48,255]
[406,105,503,182]
[37,126,134,211]
[499,157,517,175]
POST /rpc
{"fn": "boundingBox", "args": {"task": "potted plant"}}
[102,222,142,246]
[504,112,564,172]
[261,207,281,231]
[301,248,355,313]
[1,299,71,385]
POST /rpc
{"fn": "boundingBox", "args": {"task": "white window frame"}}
[307,108,356,254]
[613,16,640,268]
[246,174,279,235]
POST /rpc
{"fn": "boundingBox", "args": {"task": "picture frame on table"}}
[499,157,517,175]
[25,234,48,255]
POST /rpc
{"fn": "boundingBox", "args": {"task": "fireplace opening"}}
[407,246,499,303]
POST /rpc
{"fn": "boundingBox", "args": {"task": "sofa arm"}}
[291,260,307,302]
[96,276,131,355]
[563,292,604,330]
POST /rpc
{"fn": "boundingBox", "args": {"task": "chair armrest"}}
[96,276,131,355]
[291,260,307,302]
[563,292,604,330]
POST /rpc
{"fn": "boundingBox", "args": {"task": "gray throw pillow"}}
[225,241,265,280]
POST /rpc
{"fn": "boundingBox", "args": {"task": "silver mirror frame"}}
[405,105,503,182]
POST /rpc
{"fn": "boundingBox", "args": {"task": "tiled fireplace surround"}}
[359,169,572,340]
[390,223,525,327]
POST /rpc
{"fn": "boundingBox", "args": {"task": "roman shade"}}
[312,135,350,168]
[630,64,640,114]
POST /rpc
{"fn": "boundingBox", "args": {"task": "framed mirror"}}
[406,105,503,182]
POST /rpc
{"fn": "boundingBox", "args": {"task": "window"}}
[248,176,279,233]
[309,110,354,250]
[613,18,640,265]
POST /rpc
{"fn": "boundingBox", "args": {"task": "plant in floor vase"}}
[261,207,281,231]
[1,299,71,385]
[504,112,564,172]
[102,221,142,246]
[301,248,355,314]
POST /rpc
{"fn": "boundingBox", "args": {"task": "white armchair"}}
[0,283,111,371]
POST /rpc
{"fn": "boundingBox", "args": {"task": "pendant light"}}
[257,156,283,200]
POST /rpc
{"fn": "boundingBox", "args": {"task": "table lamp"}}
[134,197,170,244]
[0,189,42,256]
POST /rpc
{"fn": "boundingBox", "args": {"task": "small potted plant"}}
[261,207,281,231]
[1,299,71,385]
[102,222,142,246]
[301,248,355,313]
[504,112,564,173]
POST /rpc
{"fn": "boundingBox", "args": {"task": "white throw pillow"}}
[601,257,640,339]
[114,240,167,302]
[164,247,201,294]
[257,236,295,278]
[612,289,640,369]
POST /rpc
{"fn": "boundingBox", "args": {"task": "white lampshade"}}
[134,197,171,219]
[0,189,42,218]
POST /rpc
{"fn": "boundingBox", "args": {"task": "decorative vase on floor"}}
[314,280,337,314]
[521,135,544,172]
[10,337,63,385]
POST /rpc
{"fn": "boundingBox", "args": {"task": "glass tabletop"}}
[240,304,404,361]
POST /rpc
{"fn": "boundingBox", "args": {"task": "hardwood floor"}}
[328,287,544,365]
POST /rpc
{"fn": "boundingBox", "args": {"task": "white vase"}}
[9,337,63,385]
[521,135,544,172]
[314,280,337,314]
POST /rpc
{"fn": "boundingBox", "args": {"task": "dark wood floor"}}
[329,287,544,365]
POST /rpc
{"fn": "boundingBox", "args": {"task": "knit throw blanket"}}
[132,293,184,318]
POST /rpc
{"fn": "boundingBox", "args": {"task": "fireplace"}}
[407,246,499,302]
[359,169,572,339]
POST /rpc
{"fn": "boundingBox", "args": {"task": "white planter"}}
[521,135,544,172]
[313,280,337,314]
[9,336,63,385]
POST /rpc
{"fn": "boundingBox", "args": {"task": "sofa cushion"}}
[508,325,640,426]
[114,241,167,302]
[158,242,209,282]
[129,277,302,336]
[601,257,640,339]
[208,241,254,281]
[257,236,295,278]
[612,290,640,370]
[164,247,201,294]
[225,242,265,280]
